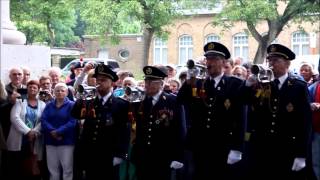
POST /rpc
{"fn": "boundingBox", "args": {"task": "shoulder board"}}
[228,76,244,83]
[288,75,307,85]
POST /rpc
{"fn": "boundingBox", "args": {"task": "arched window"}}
[153,38,168,64]
[233,33,249,61]
[292,31,310,56]
[179,35,193,64]
[205,34,220,44]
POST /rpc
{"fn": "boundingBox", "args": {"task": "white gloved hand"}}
[113,157,123,166]
[227,150,242,165]
[170,161,184,169]
[291,158,306,171]
[245,75,258,87]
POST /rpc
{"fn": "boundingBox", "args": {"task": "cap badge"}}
[146,67,152,75]
[98,65,104,73]
[271,45,276,52]
[286,103,294,112]
[224,99,231,110]
[208,43,214,50]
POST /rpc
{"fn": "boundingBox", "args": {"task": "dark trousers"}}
[247,141,308,180]
[135,159,171,180]
[2,150,41,180]
[81,144,119,180]
[192,149,229,180]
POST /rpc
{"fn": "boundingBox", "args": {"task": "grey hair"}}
[54,83,68,91]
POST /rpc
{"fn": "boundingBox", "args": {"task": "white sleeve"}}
[10,100,30,135]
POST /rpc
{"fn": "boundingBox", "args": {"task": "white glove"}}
[291,158,306,171]
[113,157,123,166]
[170,161,184,169]
[245,75,258,87]
[227,150,242,165]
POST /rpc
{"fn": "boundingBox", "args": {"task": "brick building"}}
[83,9,320,76]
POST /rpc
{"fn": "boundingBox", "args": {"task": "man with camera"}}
[177,42,246,180]
[39,75,54,103]
[71,63,130,180]
[245,44,312,180]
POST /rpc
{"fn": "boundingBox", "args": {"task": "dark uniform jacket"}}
[177,75,245,180]
[132,92,184,180]
[71,95,130,179]
[177,75,245,152]
[245,74,312,179]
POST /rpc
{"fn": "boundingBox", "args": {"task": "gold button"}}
[209,104,212,107]
[206,125,210,128]
[96,125,99,128]
[273,106,277,110]
[270,130,274,133]
[148,135,151,138]
[150,115,153,118]
[207,118,211,121]
[149,122,153,125]
[93,137,96,140]
[210,98,213,101]
[94,131,98,134]
[272,114,276,117]
[97,120,101,122]
[271,122,275,125]
[208,111,211,114]
[148,128,152,131]
[274,99,277,102]
[147,142,151,145]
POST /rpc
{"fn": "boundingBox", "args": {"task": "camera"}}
[39,90,49,96]
[17,88,28,100]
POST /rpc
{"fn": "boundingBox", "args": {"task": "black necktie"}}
[144,96,153,114]
[99,98,104,106]
[274,79,280,89]
[208,79,216,94]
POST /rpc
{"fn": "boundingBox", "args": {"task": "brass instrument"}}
[251,64,274,83]
[187,59,207,80]
[121,86,145,103]
[76,84,98,100]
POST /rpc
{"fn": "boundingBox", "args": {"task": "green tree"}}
[212,0,320,64]
[11,0,79,47]
[80,0,183,66]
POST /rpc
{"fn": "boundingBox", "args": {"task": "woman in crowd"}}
[6,80,46,179]
[41,83,77,180]
[232,65,248,80]
[168,78,181,95]
[299,62,317,86]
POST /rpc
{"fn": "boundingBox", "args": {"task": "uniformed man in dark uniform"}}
[177,42,246,180]
[71,64,130,180]
[131,66,184,180]
[245,44,312,180]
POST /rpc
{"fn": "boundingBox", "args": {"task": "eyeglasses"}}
[11,73,23,76]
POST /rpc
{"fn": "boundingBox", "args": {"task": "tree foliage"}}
[11,0,79,47]
[212,0,320,63]
[79,0,183,65]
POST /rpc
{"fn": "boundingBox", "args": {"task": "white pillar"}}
[0,0,2,77]
[1,0,26,45]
